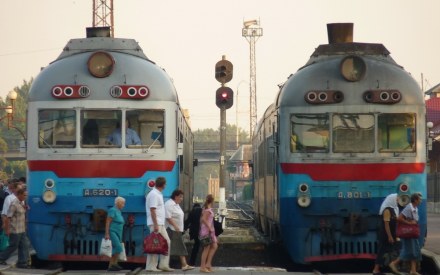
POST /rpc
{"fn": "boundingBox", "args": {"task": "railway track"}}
[224,201,254,227]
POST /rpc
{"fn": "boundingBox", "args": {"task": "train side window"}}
[290,114,329,153]
[332,114,374,153]
[38,110,76,148]
[378,113,416,152]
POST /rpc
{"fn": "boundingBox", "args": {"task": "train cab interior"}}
[38,109,165,149]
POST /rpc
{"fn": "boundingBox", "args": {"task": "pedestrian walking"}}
[145,177,173,272]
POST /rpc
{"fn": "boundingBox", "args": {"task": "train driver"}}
[106,119,141,147]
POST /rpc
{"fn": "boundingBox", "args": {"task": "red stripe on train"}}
[28,160,175,178]
[304,253,376,262]
[280,163,425,181]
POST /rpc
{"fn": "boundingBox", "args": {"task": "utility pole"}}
[214,56,233,222]
[92,0,115,37]
[242,19,262,139]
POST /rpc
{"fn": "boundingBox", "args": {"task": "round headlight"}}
[87,51,114,78]
[399,183,409,193]
[340,55,366,82]
[398,194,410,207]
[45,179,55,189]
[297,195,311,208]
[43,190,56,203]
[147,179,156,189]
[299,183,309,193]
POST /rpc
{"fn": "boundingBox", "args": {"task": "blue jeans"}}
[0,232,29,266]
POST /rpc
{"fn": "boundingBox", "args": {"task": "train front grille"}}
[63,239,136,256]
[319,240,377,256]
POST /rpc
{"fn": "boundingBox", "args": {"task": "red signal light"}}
[216,87,234,109]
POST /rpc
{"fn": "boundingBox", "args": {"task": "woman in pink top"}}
[199,194,217,273]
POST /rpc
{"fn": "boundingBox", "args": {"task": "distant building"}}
[228,145,253,201]
[425,84,440,172]
[208,176,220,201]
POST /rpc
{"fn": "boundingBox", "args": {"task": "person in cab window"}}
[106,119,141,146]
[82,119,99,145]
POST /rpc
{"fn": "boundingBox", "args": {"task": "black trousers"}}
[188,238,200,266]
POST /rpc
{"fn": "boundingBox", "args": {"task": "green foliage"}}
[5,160,27,179]
[0,79,31,180]
[0,80,30,147]
[194,123,249,150]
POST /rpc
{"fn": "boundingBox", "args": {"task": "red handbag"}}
[143,232,168,255]
[396,223,420,239]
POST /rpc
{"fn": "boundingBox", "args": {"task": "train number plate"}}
[337,191,371,199]
[83,189,118,197]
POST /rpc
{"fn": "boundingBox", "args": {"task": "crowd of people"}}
[0,177,31,269]
[144,176,218,273]
[0,175,424,274]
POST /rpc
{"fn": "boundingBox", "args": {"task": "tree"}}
[0,79,31,180]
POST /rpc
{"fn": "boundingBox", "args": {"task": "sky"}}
[1,0,439,132]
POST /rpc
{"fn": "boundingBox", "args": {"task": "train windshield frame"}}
[38,109,76,148]
[290,112,416,154]
[332,113,374,153]
[378,113,416,152]
[290,114,329,153]
[38,108,165,149]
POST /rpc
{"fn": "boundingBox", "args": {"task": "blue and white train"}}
[253,23,427,264]
[26,27,194,263]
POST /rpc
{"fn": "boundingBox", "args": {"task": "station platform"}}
[422,212,440,272]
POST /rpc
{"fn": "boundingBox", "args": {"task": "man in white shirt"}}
[145,177,173,272]
[2,180,20,231]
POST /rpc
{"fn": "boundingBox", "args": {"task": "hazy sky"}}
[1,0,439,131]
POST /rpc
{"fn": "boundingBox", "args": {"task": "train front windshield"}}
[290,113,416,153]
[38,109,165,149]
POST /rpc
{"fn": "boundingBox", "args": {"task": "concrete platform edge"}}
[422,248,440,273]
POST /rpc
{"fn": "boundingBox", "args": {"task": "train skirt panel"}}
[278,166,427,263]
[27,160,179,262]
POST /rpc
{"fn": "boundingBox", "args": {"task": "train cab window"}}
[290,114,329,153]
[38,110,76,148]
[332,114,374,153]
[378,113,416,152]
[80,110,122,148]
[127,109,164,149]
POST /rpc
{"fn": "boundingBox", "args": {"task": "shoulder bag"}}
[396,222,420,239]
[213,218,223,236]
[199,234,212,247]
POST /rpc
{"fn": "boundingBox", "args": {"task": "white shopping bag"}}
[99,238,112,257]
[118,243,127,261]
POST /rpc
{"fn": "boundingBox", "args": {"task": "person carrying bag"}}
[199,194,218,273]
[388,193,423,275]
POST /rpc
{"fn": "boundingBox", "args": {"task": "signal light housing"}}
[216,87,234,109]
[215,59,233,84]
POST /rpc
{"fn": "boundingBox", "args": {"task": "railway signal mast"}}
[215,56,233,220]
[242,19,262,139]
[92,0,115,37]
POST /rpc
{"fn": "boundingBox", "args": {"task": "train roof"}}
[54,37,152,63]
[303,42,397,68]
[28,37,179,103]
[276,42,422,108]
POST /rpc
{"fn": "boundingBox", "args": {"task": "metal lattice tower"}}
[242,20,262,139]
[92,0,114,37]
